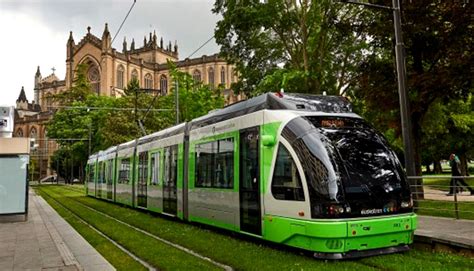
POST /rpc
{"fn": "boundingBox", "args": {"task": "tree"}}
[213,0,373,96]
[48,63,115,181]
[351,1,473,176]
[99,78,167,146]
[53,63,92,104]
[422,95,474,175]
[157,61,225,124]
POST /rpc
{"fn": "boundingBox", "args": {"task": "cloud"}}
[0,0,221,106]
[0,8,65,105]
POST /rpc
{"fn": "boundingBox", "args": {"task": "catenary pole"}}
[339,0,417,187]
[176,81,179,125]
[392,0,416,180]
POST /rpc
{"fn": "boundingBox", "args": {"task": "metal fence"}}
[408,176,474,219]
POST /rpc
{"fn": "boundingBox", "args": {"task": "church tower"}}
[34,66,42,103]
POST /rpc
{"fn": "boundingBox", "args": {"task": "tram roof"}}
[190,92,352,129]
[137,123,186,145]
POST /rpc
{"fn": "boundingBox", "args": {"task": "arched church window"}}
[88,65,101,94]
[208,67,214,88]
[160,75,168,95]
[220,67,226,86]
[193,69,201,83]
[144,73,153,89]
[30,127,37,139]
[117,65,124,89]
[131,69,139,82]
[16,128,23,137]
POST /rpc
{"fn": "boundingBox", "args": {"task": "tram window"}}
[271,144,305,201]
[195,138,234,188]
[164,146,178,187]
[106,160,113,183]
[98,162,105,184]
[150,152,160,185]
[138,152,148,185]
[118,158,130,184]
[88,164,95,183]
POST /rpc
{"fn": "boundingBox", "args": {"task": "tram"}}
[86,93,416,259]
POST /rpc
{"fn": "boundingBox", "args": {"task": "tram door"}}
[106,160,113,200]
[137,152,148,208]
[163,146,178,215]
[239,127,262,235]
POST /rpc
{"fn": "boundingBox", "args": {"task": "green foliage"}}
[47,61,224,181]
[53,63,92,104]
[350,1,473,174]
[422,95,474,163]
[213,0,372,96]
[158,61,225,124]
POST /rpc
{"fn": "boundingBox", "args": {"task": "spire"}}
[160,37,163,48]
[102,23,111,50]
[102,23,110,37]
[17,86,28,103]
[149,32,152,44]
[123,37,127,53]
[131,38,135,51]
[34,66,41,102]
[35,66,41,77]
[67,31,75,45]
[168,41,172,51]
[144,36,147,47]
[153,31,157,43]
[174,40,178,53]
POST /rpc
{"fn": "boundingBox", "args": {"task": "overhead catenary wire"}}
[111,0,138,46]
[186,35,215,59]
[50,105,172,112]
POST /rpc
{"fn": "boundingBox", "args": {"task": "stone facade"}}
[14,23,240,180]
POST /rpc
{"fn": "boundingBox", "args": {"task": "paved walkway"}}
[416,215,474,250]
[0,190,114,271]
[424,187,474,202]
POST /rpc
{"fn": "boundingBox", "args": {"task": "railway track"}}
[36,185,474,270]
[38,188,156,271]
[46,186,386,270]
[38,186,233,271]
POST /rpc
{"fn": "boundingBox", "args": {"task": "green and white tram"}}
[86,93,416,259]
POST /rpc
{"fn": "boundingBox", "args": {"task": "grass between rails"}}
[40,185,474,271]
[34,188,147,271]
[35,186,222,271]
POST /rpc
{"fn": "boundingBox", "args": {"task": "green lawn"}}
[412,175,474,220]
[36,186,222,270]
[35,185,474,271]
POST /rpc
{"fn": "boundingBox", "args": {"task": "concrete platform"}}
[415,215,474,256]
[0,190,115,271]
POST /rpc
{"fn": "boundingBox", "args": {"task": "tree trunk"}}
[434,160,443,174]
[411,112,424,199]
[459,153,469,176]
[425,163,431,174]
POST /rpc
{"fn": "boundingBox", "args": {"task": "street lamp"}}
[338,0,417,181]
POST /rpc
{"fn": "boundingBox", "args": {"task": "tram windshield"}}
[282,116,412,218]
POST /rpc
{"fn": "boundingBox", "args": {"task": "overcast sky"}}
[0,0,220,107]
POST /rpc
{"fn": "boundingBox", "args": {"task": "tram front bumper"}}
[264,213,417,257]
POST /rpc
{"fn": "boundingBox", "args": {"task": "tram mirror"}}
[261,135,275,147]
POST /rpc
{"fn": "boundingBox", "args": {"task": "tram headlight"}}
[401,200,412,208]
